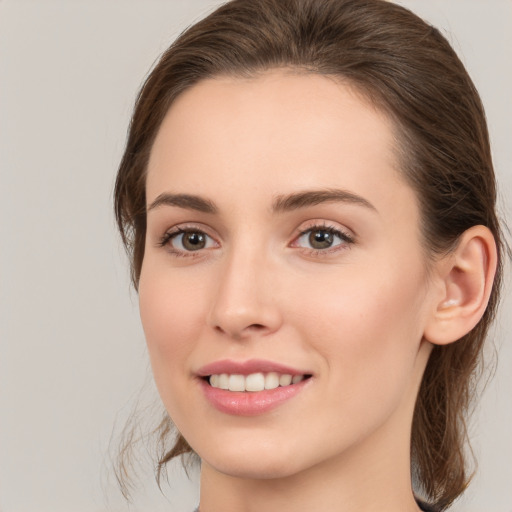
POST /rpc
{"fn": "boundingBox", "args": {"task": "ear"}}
[423,225,498,346]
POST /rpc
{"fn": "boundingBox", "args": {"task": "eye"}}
[160,228,217,254]
[293,224,354,252]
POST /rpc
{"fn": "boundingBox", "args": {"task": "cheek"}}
[301,277,425,450]
[293,258,426,337]
[138,264,208,387]
[289,260,428,395]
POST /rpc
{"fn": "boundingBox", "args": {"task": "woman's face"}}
[140,71,436,479]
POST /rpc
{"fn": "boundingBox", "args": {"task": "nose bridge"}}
[207,238,281,339]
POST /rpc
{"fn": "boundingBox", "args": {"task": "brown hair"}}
[114,0,505,508]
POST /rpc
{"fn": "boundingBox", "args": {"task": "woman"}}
[114,0,505,510]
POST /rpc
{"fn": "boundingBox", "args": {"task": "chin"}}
[206,455,303,481]
[193,435,308,480]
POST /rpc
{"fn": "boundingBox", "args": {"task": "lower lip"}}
[200,378,310,416]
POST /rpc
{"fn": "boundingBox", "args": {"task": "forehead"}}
[146,70,410,215]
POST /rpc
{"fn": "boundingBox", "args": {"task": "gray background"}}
[0,1,510,511]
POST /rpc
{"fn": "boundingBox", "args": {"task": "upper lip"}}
[196,359,310,377]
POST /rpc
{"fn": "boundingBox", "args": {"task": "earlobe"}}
[423,225,497,346]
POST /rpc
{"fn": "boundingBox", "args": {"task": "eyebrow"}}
[272,188,377,213]
[147,188,377,215]
[147,193,218,214]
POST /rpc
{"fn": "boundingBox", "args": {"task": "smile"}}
[197,360,313,415]
[208,372,306,392]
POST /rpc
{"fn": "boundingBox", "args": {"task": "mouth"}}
[197,359,313,415]
[204,372,312,392]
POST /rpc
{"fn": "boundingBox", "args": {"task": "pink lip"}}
[196,359,312,416]
[196,358,308,377]
[199,377,310,416]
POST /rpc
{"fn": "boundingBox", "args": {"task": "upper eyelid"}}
[298,223,348,234]
[159,220,352,236]
[294,219,356,238]
[163,222,219,238]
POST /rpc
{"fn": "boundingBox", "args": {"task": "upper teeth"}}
[209,372,305,392]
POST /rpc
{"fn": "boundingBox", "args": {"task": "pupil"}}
[184,232,206,250]
[309,230,333,249]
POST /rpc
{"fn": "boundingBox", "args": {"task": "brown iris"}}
[309,229,335,249]
[182,231,207,251]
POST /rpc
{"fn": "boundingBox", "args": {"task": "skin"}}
[139,70,442,512]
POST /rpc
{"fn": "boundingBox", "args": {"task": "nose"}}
[207,248,283,341]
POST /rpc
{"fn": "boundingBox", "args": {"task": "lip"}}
[196,358,309,377]
[199,377,311,416]
[196,359,312,416]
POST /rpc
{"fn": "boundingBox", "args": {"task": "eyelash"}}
[294,223,355,256]
[157,223,355,258]
[157,226,216,258]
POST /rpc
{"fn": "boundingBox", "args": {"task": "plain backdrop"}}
[0,1,511,511]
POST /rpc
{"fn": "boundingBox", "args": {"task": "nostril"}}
[248,324,266,330]
[213,322,268,339]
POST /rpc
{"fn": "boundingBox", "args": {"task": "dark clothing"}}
[194,499,438,511]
